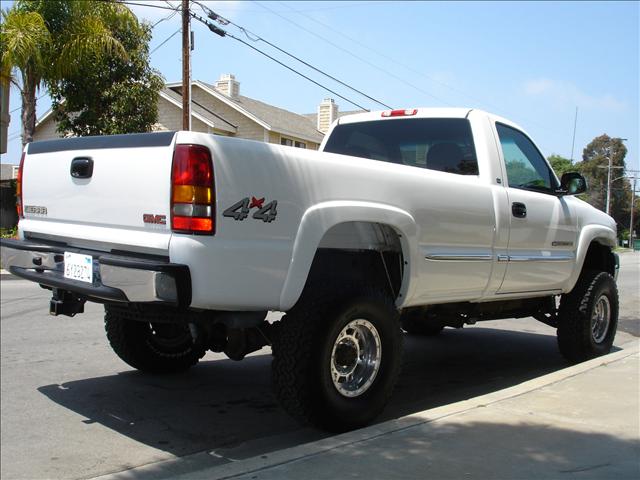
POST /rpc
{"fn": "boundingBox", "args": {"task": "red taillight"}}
[381,109,418,117]
[16,152,25,218]
[171,144,215,234]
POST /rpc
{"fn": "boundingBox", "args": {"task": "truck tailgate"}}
[20,132,176,254]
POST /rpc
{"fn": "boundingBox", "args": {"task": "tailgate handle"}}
[70,157,94,179]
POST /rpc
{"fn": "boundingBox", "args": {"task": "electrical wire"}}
[117,1,179,12]
[192,1,391,109]
[189,12,371,111]
[150,28,181,54]
[9,93,48,114]
[271,0,568,138]
[152,7,179,27]
[253,0,454,107]
[277,0,485,107]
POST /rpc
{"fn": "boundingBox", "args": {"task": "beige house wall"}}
[154,98,184,132]
[272,131,319,150]
[269,129,319,150]
[191,86,266,141]
[32,116,63,142]
[154,98,213,134]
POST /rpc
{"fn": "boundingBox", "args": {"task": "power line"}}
[206,2,395,15]
[9,93,48,114]
[277,0,485,107]
[150,28,181,54]
[266,0,568,141]
[152,6,179,27]
[253,0,454,107]
[193,1,391,109]
[189,13,371,111]
[118,1,179,12]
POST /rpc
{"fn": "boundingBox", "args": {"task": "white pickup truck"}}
[1,108,619,431]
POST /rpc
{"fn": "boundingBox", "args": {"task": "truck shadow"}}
[37,326,578,460]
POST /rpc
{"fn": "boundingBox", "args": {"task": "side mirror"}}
[558,172,587,196]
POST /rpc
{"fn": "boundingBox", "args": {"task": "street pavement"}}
[97,346,640,480]
[1,252,638,479]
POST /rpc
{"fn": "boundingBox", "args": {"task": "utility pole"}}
[600,138,627,215]
[605,149,614,215]
[570,106,578,162]
[181,0,191,130]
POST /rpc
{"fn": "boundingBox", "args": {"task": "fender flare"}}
[278,201,419,311]
[565,224,617,293]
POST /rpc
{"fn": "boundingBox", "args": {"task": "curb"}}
[0,269,19,280]
[95,341,640,480]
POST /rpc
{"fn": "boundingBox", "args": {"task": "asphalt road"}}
[1,253,638,480]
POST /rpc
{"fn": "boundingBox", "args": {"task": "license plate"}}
[64,252,93,283]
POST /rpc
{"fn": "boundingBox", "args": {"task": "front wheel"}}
[557,270,619,363]
[272,286,402,432]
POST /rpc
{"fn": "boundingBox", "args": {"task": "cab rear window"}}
[324,118,479,175]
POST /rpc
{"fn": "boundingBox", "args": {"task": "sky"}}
[2,0,638,173]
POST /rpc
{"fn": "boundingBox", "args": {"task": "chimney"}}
[215,74,240,99]
[317,98,338,133]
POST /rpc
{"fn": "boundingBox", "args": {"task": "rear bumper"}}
[0,238,190,306]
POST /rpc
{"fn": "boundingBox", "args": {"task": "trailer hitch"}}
[50,288,85,317]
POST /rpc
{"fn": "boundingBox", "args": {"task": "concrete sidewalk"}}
[96,341,640,480]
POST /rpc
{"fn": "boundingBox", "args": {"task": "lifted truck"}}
[1,108,619,432]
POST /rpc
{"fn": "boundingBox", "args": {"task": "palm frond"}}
[0,9,51,80]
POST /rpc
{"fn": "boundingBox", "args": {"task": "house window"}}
[281,137,306,149]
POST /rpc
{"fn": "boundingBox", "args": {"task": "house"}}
[33,74,333,150]
[0,163,18,229]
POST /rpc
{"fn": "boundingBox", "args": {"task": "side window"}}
[496,123,557,192]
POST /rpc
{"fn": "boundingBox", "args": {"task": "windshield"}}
[324,118,479,175]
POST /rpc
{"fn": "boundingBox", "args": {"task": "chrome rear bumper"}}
[0,238,190,305]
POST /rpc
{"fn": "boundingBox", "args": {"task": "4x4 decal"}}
[223,196,278,223]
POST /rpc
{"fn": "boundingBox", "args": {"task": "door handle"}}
[70,157,93,179]
[512,202,527,218]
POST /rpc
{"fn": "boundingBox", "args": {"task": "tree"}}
[576,134,632,229]
[0,0,131,146]
[49,14,163,136]
[547,154,574,178]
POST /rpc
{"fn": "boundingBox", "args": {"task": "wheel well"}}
[301,222,405,302]
[582,241,616,276]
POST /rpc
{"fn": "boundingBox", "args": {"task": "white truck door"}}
[494,123,578,293]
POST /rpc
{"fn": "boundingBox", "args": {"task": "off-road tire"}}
[557,270,619,363]
[400,311,445,336]
[105,304,206,373]
[272,286,402,432]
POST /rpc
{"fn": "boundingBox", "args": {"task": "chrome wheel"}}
[591,295,611,344]
[330,319,382,398]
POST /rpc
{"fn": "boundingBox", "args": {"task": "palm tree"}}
[0,0,134,146]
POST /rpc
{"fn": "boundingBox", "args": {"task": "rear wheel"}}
[105,304,206,373]
[557,270,619,363]
[272,286,402,432]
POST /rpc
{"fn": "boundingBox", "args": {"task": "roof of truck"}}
[334,108,528,138]
[336,108,474,125]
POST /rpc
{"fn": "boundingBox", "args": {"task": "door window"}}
[496,123,557,193]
